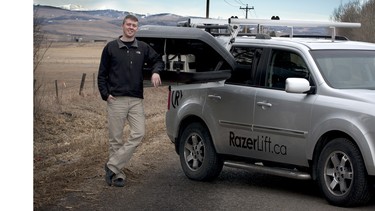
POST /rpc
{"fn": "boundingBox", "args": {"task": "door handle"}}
[208,95,222,100]
[257,101,272,109]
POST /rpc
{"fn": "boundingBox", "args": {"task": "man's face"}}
[122,18,138,39]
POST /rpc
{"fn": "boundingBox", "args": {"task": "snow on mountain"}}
[59,4,86,11]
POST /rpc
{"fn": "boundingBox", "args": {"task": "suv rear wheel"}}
[179,122,223,181]
[317,138,372,207]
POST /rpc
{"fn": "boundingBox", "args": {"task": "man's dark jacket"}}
[98,37,163,101]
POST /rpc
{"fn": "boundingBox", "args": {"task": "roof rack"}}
[279,34,349,40]
[187,18,361,49]
[188,18,228,27]
[229,18,361,42]
[188,18,241,50]
[228,18,361,28]
[188,18,240,50]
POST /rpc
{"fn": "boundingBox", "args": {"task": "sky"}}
[32,0,357,21]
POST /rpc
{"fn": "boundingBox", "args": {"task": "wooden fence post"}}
[55,80,59,102]
[93,73,96,94]
[79,73,86,96]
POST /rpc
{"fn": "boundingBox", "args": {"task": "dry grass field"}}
[33,42,170,208]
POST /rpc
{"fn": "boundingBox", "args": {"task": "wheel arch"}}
[311,130,354,180]
[310,129,374,180]
[175,115,215,155]
[308,116,375,179]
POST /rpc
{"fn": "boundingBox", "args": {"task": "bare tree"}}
[358,0,375,43]
[331,0,361,40]
[332,0,375,42]
[33,7,51,73]
[34,6,52,115]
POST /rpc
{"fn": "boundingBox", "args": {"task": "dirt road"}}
[37,131,375,211]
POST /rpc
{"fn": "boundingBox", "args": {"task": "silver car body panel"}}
[164,28,375,176]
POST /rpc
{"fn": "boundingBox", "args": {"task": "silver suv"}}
[138,19,375,207]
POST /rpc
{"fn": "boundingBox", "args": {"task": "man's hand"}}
[107,95,116,101]
[151,73,162,88]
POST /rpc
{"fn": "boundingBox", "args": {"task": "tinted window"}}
[264,49,310,89]
[227,46,262,85]
[232,46,257,65]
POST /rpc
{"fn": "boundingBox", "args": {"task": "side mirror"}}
[285,78,313,94]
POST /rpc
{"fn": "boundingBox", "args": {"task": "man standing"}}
[98,14,163,187]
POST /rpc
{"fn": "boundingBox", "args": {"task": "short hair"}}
[123,14,139,24]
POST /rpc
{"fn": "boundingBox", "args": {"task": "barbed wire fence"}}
[33,71,156,116]
[36,73,98,97]
[34,73,100,115]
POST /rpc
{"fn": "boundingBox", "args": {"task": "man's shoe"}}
[104,164,115,186]
[113,178,125,187]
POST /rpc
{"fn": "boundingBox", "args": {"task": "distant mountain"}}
[33,5,191,42]
[34,5,328,42]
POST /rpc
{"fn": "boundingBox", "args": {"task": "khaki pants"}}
[106,96,145,180]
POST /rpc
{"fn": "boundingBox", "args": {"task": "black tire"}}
[178,122,223,181]
[317,138,372,207]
